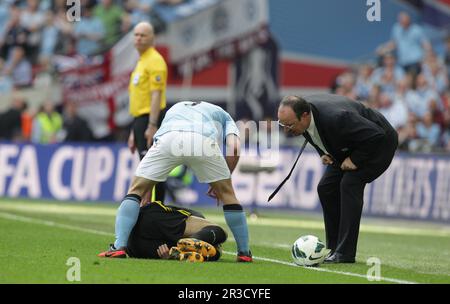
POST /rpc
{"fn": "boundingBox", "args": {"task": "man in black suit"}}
[277,94,398,263]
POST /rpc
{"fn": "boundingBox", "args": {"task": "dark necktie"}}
[303,130,325,155]
[268,138,308,202]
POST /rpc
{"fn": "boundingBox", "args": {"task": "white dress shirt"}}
[306,112,331,156]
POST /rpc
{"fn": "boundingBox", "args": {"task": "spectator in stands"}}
[442,108,450,151]
[31,101,63,144]
[38,0,52,11]
[124,0,156,26]
[444,36,450,80]
[415,111,442,151]
[120,12,134,36]
[73,3,105,56]
[334,71,358,100]
[39,11,59,68]
[371,53,405,87]
[0,1,12,45]
[62,101,93,142]
[20,0,46,64]
[394,77,410,103]
[0,58,13,92]
[422,53,448,95]
[440,90,450,126]
[391,79,411,149]
[429,98,446,131]
[375,66,397,96]
[84,0,100,7]
[1,45,33,88]
[20,103,35,141]
[354,64,373,100]
[50,0,66,12]
[0,5,29,61]
[398,112,419,151]
[443,134,450,151]
[405,73,440,119]
[365,84,382,108]
[158,0,185,5]
[0,96,28,141]
[94,0,125,47]
[378,11,431,75]
[378,93,409,131]
[53,7,75,56]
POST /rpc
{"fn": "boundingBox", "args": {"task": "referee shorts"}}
[133,108,167,160]
[135,131,231,183]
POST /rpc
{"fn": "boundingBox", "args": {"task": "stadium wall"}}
[0,142,449,223]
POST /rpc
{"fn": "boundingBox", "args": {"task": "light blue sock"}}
[223,209,250,254]
[114,195,140,249]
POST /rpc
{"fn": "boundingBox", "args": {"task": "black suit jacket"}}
[303,94,397,168]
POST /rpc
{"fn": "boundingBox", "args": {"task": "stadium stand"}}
[1,0,449,152]
[1,0,449,223]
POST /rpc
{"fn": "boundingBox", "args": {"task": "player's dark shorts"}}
[133,108,167,160]
[126,201,204,259]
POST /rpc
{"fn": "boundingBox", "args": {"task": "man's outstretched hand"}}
[157,244,170,259]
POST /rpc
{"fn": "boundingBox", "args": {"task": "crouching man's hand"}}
[321,154,334,165]
[341,157,357,171]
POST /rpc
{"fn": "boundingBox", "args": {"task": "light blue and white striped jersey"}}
[154,101,240,143]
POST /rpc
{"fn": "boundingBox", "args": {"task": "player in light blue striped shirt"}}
[154,101,240,142]
[99,101,252,262]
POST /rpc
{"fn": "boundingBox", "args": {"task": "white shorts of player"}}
[135,131,231,183]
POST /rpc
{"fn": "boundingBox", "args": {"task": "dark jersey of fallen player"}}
[127,201,206,259]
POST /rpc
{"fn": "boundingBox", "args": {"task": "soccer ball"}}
[291,235,331,267]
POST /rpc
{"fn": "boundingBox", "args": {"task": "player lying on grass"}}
[99,200,227,262]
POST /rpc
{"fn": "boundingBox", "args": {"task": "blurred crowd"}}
[1,5,450,154]
[0,0,184,144]
[0,0,183,92]
[332,12,450,153]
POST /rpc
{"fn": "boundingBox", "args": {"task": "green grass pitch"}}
[0,199,449,284]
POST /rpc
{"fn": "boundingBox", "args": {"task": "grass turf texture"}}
[0,199,449,284]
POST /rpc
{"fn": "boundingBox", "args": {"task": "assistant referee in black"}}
[277,94,398,263]
[128,22,168,202]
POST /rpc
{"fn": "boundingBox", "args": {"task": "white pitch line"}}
[0,211,417,284]
[0,212,112,237]
[221,251,416,284]
[2,202,450,237]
